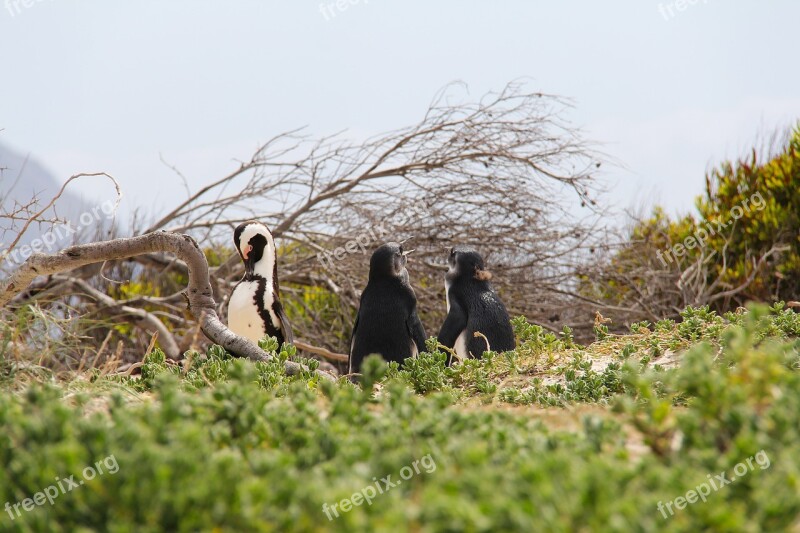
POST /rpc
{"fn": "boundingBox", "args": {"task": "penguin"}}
[227,221,293,347]
[438,246,515,364]
[349,242,427,374]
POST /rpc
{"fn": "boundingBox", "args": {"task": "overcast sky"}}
[1,1,798,223]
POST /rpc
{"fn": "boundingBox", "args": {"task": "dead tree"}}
[139,82,603,350]
[3,82,606,363]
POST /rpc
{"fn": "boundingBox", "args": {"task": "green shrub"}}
[586,125,800,319]
[1,305,799,531]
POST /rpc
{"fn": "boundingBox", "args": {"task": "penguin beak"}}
[243,248,256,275]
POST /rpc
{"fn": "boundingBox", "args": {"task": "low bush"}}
[0,304,799,531]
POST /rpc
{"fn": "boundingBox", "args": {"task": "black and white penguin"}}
[438,246,515,364]
[349,242,427,374]
[228,221,293,347]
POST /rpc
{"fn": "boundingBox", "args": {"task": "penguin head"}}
[369,242,412,282]
[234,221,277,278]
[448,246,493,282]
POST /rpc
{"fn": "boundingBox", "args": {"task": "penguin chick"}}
[349,242,427,374]
[438,246,514,364]
[228,221,293,347]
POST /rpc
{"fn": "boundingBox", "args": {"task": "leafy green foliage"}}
[694,129,800,300]
[587,125,800,318]
[1,306,800,531]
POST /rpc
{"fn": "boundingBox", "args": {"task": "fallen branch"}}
[295,340,349,363]
[55,274,182,360]
[0,231,334,381]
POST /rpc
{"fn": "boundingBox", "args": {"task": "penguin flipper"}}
[438,301,467,364]
[406,308,427,355]
[275,301,294,345]
[348,312,360,374]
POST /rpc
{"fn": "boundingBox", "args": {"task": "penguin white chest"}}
[454,330,469,361]
[228,281,272,343]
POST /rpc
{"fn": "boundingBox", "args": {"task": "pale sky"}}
[1,1,798,223]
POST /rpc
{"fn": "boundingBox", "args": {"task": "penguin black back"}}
[438,246,515,364]
[349,242,427,374]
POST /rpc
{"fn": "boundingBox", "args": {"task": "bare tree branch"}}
[0,231,334,380]
[2,172,122,260]
[53,274,182,360]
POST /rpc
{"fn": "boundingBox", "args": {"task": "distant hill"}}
[0,142,109,270]
[0,141,86,215]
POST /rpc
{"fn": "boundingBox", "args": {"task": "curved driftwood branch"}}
[0,231,334,380]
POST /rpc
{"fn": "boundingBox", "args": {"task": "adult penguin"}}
[349,242,427,374]
[228,221,293,346]
[438,246,514,364]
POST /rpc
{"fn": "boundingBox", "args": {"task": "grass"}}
[1,303,800,531]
